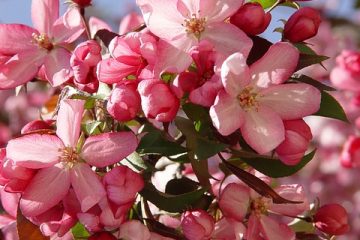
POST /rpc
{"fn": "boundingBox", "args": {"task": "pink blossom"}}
[107,81,141,122]
[230,3,272,36]
[6,99,138,217]
[103,166,144,205]
[71,0,92,7]
[71,40,102,93]
[0,124,11,148]
[210,42,321,154]
[284,7,322,43]
[136,0,253,73]
[118,220,151,240]
[0,0,85,89]
[21,120,54,135]
[171,40,222,107]
[181,210,214,240]
[330,50,360,91]
[138,79,180,122]
[276,119,313,165]
[212,218,246,240]
[340,135,360,168]
[97,31,157,84]
[119,12,144,35]
[314,204,350,235]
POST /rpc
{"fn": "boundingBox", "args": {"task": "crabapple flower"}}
[118,220,151,240]
[71,0,92,7]
[70,40,102,93]
[340,135,360,168]
[181,210,215,240]
[137,0,253,73]
[275,119,313,165]
[119,12,144,35]
[210,42,321,154]
[314,204,350,235]
[0,0,85,89]
[330,50,360,91]
[6,99,138,217]
[230,3,271,36]
[284,7,321,43]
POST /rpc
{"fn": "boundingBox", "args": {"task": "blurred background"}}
[1,0,360,239]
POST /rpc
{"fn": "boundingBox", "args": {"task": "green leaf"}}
[140,182,207,213]
[231,150,317,178]
[71,223,90,239]
[222,159,302,204]
[290,74,336,91]
[250,0,277,9]
[165,178,199,195]
[82,121,102,135]
[314,91,349,122]
[293,43,317,55]
[17,211,50,240]
[124,152,150,172]
[296,54,329,71]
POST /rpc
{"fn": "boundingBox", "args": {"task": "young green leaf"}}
[314,91,349,122]
[296,54,329,71]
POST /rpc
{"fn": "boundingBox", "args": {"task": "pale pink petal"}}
[119,12,144,35]
[259,215,295,240]
[118,220,151,240]
[70,163,106,212]
[0,24,38,55]
[210,90,245,136]
[1,222,18,240]
[6,134,63,169]
[20,164,71,217]
[81,132,138,168]
[52,8,85,44]
[89,16,112,38]
[56,99,84,148]
[0,188,20,217]
[97,58,138,84]
[137,0,185,41]
[260,83,321,120]
[31,0,59,35]
[330,67,360,91]
[44,48,73,87]
[241,106,285,154]
[250,42,299,88]
[221,52,250,97]
[246,215,262,240]
[0,49,46,90]
[200,0,244,23]
[189,75,222,107]
[201,23,253,60]
[270,185,309,216]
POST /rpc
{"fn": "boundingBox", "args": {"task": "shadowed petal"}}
[52,8,85,44]
[259,215,295,240]
[6,134,63,169]
[20,164,71,217]
[56,99,85,148]
[0,24,38,55]
[81,132,138,168]
[44,48,73,87]
[70,163,106,212]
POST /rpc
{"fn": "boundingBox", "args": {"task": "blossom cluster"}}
[0,0,351,239]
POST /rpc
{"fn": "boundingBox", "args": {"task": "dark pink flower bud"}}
[107,81,141,122]
[284,7,321,43]
[71,40,101,93]
[71,0,92,7]
[330,50,360,91]
[138,79,180,122]
[20,120,53,135]
[275,120,312,165]
[230,3,271,36]
[89,232,117,240]
[103,166,144,205]
[314,204,350,235]
[181,210,214,240]
[340,135,360,168]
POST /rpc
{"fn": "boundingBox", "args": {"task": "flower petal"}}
[210,90,245,136]
[0,24,38,55]
[249,42,299,88]
[260,83,321,120]
[89,16,112,38]
[200,0,244,23]
[259,215,295,240]
[246,215,262,240]
[221,52,250,97]
[6,134,63,169]
[241,106,285,154]
[56,99,85,148]
[201,23,253,60]
[20,164,70,217]
[81,132,138,168]
[70,163,106,212]
[0,49,46,90]
[44,48,73,87]
[97,58,138,84]
[52,8,85,44]
[31,0,59,35]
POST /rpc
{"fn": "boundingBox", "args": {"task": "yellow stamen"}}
[183,14,207,38]
[32,33,53,50]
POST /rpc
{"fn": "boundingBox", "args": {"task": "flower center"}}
[237,87,259,111]
[32,33,53,50]
[59,147,79,169]
[184,14,206,38]
[251,197,271,216]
